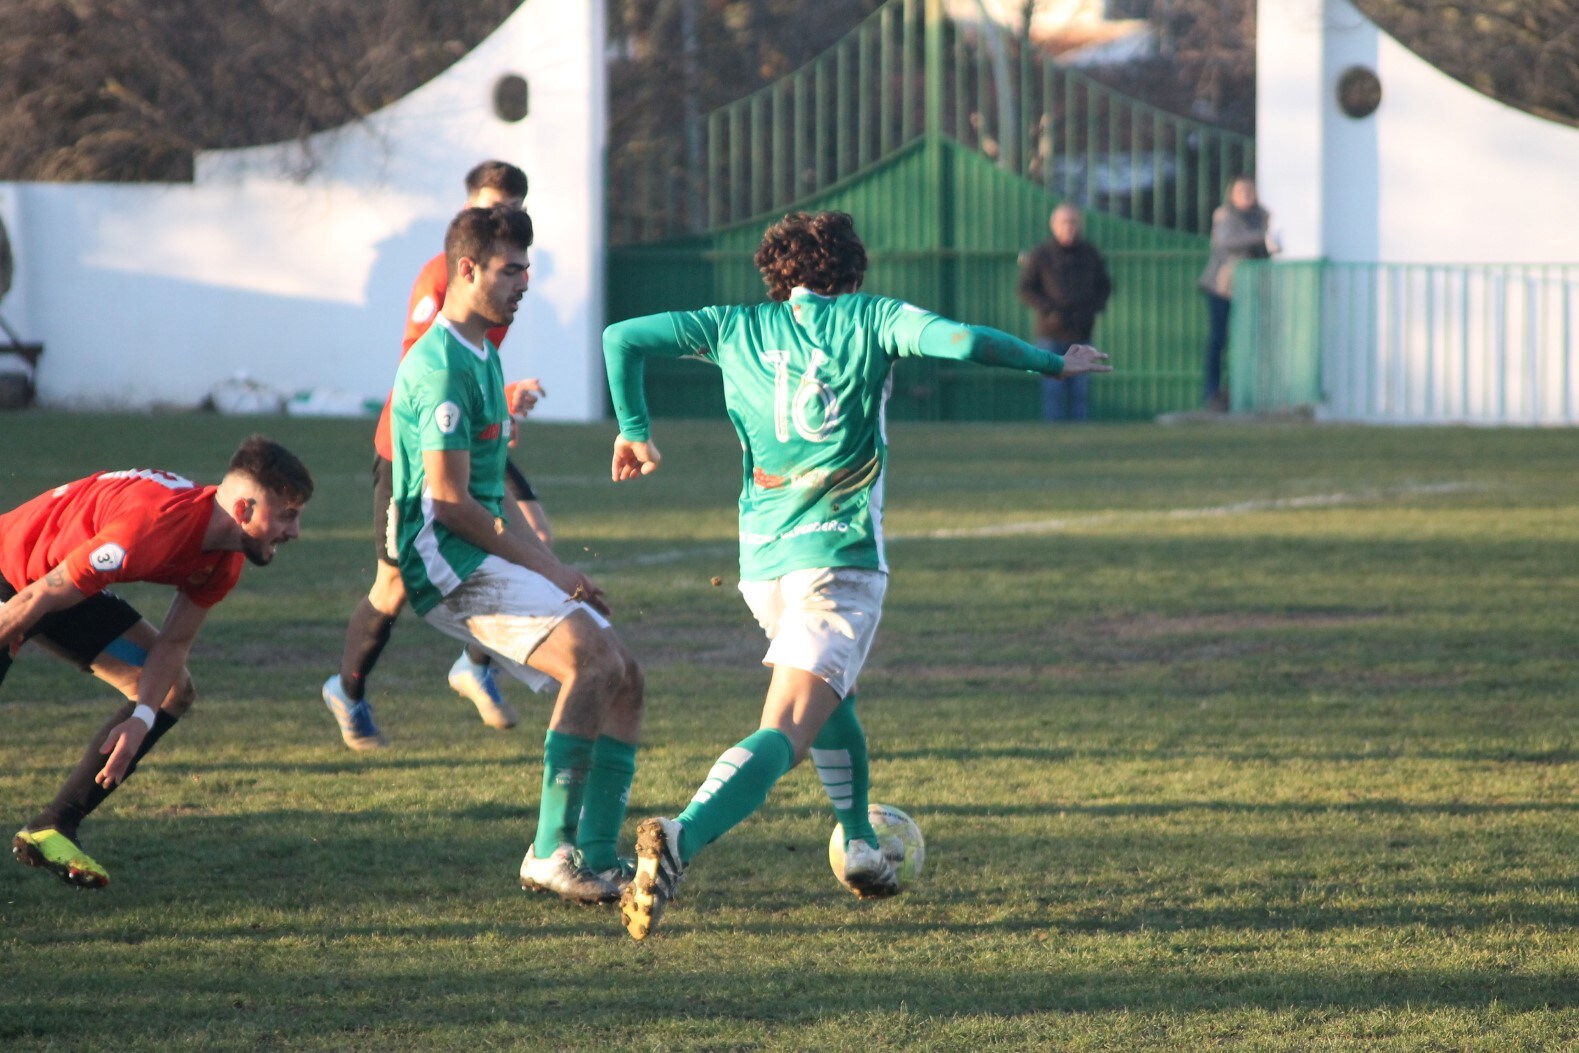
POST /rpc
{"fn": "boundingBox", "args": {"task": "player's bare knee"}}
[568,635,632,702]
[612,653,645,719]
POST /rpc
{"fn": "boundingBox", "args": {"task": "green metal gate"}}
[607,0,1253,422]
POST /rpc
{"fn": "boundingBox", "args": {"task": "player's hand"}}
[506,378,545,419]
[1056,344,1112,378]
[559,570,610,616]
[612,436,662,482]
[506,380,546,448]
[96,717,150,787]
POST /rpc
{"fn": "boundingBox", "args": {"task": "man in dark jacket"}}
[1017,204,1113,421]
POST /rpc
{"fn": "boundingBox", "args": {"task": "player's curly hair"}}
[445,204,534,279]
[228,435,314,504]
[753,211,868,302]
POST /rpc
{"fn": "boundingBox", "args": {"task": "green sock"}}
[810,694,878,848]
[533,730,594,858]
[576,735,638,870]
[674,728,793,864]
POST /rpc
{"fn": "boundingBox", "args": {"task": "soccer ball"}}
[828,803,925,886]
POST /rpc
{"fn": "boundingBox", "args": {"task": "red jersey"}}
[0,469,243,609]
[373,252,510,460]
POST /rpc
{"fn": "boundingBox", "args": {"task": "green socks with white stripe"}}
[673,728,794,864]
[810,694,879,848]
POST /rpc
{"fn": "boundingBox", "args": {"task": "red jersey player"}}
[3,435,314,889]
[321,159,551,751]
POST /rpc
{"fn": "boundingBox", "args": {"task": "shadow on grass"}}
[882,743,1579,765]
[3,804,1578,1045]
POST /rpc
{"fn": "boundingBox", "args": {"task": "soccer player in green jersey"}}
[390,205,645,905]
[603,210,1111,939]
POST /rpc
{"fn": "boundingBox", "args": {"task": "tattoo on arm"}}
[45,568,67,588]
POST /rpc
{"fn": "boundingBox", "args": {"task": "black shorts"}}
[372,455,537,566]
[0,573,144,675]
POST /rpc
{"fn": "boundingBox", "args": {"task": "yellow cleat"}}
[12,827,110,889]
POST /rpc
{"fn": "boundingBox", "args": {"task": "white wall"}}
[0,0,607,419]
[1259,0,1579,264]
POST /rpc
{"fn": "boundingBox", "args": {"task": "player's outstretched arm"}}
[913,319,1112,379]
[612,435,662,482]
[97,594,207,787]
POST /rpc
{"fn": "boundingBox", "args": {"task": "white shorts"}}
[738,566,887,699]
[421,555,612,694]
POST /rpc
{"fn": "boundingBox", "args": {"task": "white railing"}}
[1233,261,1579,425]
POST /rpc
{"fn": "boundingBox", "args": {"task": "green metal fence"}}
[608,0,1253,422]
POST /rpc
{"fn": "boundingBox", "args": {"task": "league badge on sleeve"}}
[89,543,127,572]
[435,401,462,435]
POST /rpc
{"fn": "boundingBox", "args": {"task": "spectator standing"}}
[1198,175,1275,413]
[1016,203,1113,422]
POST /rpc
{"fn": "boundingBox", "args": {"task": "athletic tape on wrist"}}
[131,704,157,730]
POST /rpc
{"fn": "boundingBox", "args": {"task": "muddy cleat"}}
[447,653,518,730]
[322,675,387,751]
[519,844,620,905]
[13,828,109,889]
[839,837,900,900]
[620,817,685,940]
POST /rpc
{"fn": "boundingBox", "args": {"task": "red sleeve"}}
[58,505,171,596]
[378,254,451,459]
[401,254,449,354]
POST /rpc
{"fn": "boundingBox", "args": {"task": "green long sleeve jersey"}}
[604,288,1066,581]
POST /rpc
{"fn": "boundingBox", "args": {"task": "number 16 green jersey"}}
[604,288,1064,581]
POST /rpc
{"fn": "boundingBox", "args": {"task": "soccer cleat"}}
[620,817,685,940]
[447,653,518,730]
[519,844,621,905]
[321,675,387,751]
[12,828,109,889]
[592,857,637,896]
[839,837,900,900]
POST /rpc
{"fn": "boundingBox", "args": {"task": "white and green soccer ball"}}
[828,803,925,886]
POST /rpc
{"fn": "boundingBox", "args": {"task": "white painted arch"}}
[1258,0,1579,265]
[0,0,607,420]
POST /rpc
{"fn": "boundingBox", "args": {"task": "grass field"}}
[1,410,1576,1051]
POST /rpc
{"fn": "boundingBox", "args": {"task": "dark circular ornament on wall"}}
[493,74,529,123]
[1336,66,1382,119]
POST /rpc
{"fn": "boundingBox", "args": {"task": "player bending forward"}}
[603,210,1111,938]
[3,436,313,888]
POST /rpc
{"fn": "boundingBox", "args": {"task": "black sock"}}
[30,705,179,840]
[339,597,397,701]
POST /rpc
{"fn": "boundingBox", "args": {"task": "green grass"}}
[1,411,1576,1051]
